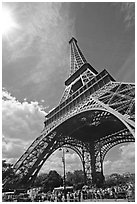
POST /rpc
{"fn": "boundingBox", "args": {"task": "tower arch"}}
[102,142,135,176]
[3,38,135,189]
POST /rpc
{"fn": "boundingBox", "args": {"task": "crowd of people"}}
[31,183,134,202]
[2,182,134,202]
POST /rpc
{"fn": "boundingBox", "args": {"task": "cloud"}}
[2,2,75,85]
[111,2,135,83]
[120,143,135,161]
[116,46,135,82]
[40,150,82,175]
[104,143,135,175]
[2,89,135,176]
[3,90,134,176]
[2,89,46,164]
[41,142,135,176]
[112,2,135,29]
[120,2,135,28]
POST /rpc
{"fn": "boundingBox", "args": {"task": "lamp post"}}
[59,148,69,199]
[82,147,87,185]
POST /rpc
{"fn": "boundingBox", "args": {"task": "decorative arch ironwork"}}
[3,38,135,189]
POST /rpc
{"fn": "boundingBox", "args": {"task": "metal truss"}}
[98,82,135,121]
[60,37,97,104]
[60,67,97,104]
[3,38,135,189]
[69,37,87,75]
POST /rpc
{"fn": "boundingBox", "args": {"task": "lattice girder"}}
[4,81,134,188]
[69,37,87,75]
[3,38,135,189]
[13,80,111,172]
[94,128,135,173]
[4,106,135,188]
[60,67,97,103]
[99,82,135,121]
[6,77,135,184]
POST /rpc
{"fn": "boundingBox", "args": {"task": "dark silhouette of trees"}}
[34,173,48,187]
[95,172,105,187]
[105,173,135,187]
[34,170,63,192]
[66,170,85,189]
[3,159,134,191]
[2,160,14,182]
[43,170,63,191]
[2,160,21,190]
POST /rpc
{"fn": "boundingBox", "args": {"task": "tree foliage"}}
[34,173,48,187]
[105,173,135,187]
[2,160,14,181]
[44,170,63,190]
[95,172,105,187]
[34,170,63,192]
[66,170,85,189]
[3,158,134,191]
[2,160,21,190]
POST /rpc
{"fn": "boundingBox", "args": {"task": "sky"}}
[2,2,135,176]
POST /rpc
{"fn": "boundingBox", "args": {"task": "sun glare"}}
[2,6,18,36]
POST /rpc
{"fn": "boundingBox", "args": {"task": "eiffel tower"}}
[3,37,135,189]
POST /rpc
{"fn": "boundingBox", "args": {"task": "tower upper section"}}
[69,37,98,77]
[48,37,115,116]
[69,37,87,75]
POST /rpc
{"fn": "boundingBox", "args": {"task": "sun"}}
[2,6,18,36]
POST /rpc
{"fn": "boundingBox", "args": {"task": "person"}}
[69,192,74,202]
[66,192,70,202]
[78,190,81,202]
[127,184,133,201]
[62,194,65,202]
[57,192,62,202]
[50,193,55,202]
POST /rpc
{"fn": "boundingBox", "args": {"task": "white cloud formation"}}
[104,143,135,175]
[112,2,135,29]
[2,2,75,85]
[120,143,135,161]
[120,2,135,28]
[2,89,135,176]
[117,46,135,82]
[40,149,82,175]
[2,90,135,174]
[2,3,135,177]
[40,142,135,176]
[2,89,46,164]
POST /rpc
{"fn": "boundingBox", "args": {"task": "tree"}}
[66,172,74,186]
[66,170,85,189]
[104,173,134,187]
[34,173,48,187]
[2,160,14,181]
[122,173,135,184]
[2,160,21,190]
[95,172,105,187]
[42,170,63,192]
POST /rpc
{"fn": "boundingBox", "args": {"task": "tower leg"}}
[89,142,96,185]
[82,148,87,185]
[98,141,105,186]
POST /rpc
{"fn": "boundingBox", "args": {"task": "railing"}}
[45,70,115,128]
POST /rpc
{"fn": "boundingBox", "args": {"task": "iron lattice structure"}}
[3,37,135,188]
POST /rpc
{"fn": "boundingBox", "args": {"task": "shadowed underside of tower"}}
[3,37,135,189]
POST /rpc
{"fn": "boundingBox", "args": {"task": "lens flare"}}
[2,6,18,36]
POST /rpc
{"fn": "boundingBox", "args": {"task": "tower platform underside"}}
[3,38,135,189]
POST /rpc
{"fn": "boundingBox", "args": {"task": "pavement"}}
[83,199,130,202]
